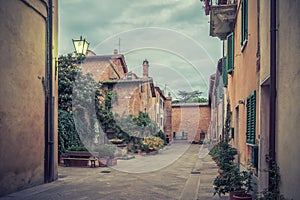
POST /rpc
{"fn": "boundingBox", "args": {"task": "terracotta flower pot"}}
[98,158,108,167]
[231,192,252,200]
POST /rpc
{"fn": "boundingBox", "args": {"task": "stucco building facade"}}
[205,0,300,198]
[258,1,300,198]
[0,0,58,196]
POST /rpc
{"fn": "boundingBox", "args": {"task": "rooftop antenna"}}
[118,38,121,53]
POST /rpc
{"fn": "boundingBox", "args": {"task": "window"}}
[246,90,256,145]
[241,0,248,48]
[227,32,234,74]
[251,146,258,172]
[222,56,228,87]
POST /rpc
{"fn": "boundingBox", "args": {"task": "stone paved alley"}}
[1,142,228,200]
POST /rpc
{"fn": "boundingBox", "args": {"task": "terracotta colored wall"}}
[172,104,210,142]
[112,80,154,118]
[164,94,172,139]
[112,58,126,79]
[227,0,259,167]
[82,60,120,82]
[0,0,58,196]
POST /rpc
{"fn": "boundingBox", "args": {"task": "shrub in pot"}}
[142,136,164,152]
[232,171,253,200]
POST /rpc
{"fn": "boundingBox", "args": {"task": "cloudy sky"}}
[59,0,222,99]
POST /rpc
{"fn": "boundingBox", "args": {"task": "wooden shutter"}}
[227,32,234,74]
[241,0,248,46]
[246,91,256,145]
[222,56,228,87]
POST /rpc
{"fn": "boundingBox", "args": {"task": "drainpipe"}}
[44,0,55,182]
[269,0,276,190]
[48,0,55,182]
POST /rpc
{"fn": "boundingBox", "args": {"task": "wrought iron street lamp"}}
[72,36,89,55]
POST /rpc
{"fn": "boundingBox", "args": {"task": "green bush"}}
[209,143,221,160]
[142,136,164,151]
[155,130,166,145]
[58,109,82,157]
[67,145,88,151]
[141,143,150,153]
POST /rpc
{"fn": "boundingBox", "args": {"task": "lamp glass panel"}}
[82,41,89,55]
[73,40,83,54]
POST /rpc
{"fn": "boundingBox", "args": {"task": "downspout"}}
[48,0,55,182]
[269,0,276,190]
[44,0,54,182]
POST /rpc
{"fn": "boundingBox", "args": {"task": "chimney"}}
[143,59,149,77]
[114,49,118,55]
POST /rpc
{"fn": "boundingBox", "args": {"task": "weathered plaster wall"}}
[0,0,58,196]
[276,1,300,198]
[228,0,259,167]
[112,81,141,117]
[258,0,270,192]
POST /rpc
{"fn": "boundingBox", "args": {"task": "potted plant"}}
[209,142,221,163]
[232,171,253,200]
[212,140,241,197]
[142,136,164,154]
[213,161,241,197]
[109,138,123,145]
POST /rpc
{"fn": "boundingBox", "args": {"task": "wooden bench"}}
[63,151,98,168]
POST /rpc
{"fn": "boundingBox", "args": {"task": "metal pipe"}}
[269,0,277,190]
[48,0,55,182]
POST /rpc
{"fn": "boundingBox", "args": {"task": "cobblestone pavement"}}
[1,142,228,200]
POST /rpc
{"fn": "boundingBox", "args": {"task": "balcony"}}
[209,4,237,40]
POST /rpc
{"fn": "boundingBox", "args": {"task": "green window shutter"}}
[241,0,248,46]
[246,90,256,145]
[222,56,228,87]
[227,32,234,74]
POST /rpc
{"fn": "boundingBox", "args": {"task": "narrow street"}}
[1,142,227,200]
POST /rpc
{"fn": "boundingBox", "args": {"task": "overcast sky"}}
[59,0,222,99]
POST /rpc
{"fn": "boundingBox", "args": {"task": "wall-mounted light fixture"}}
[72,36,89,55]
